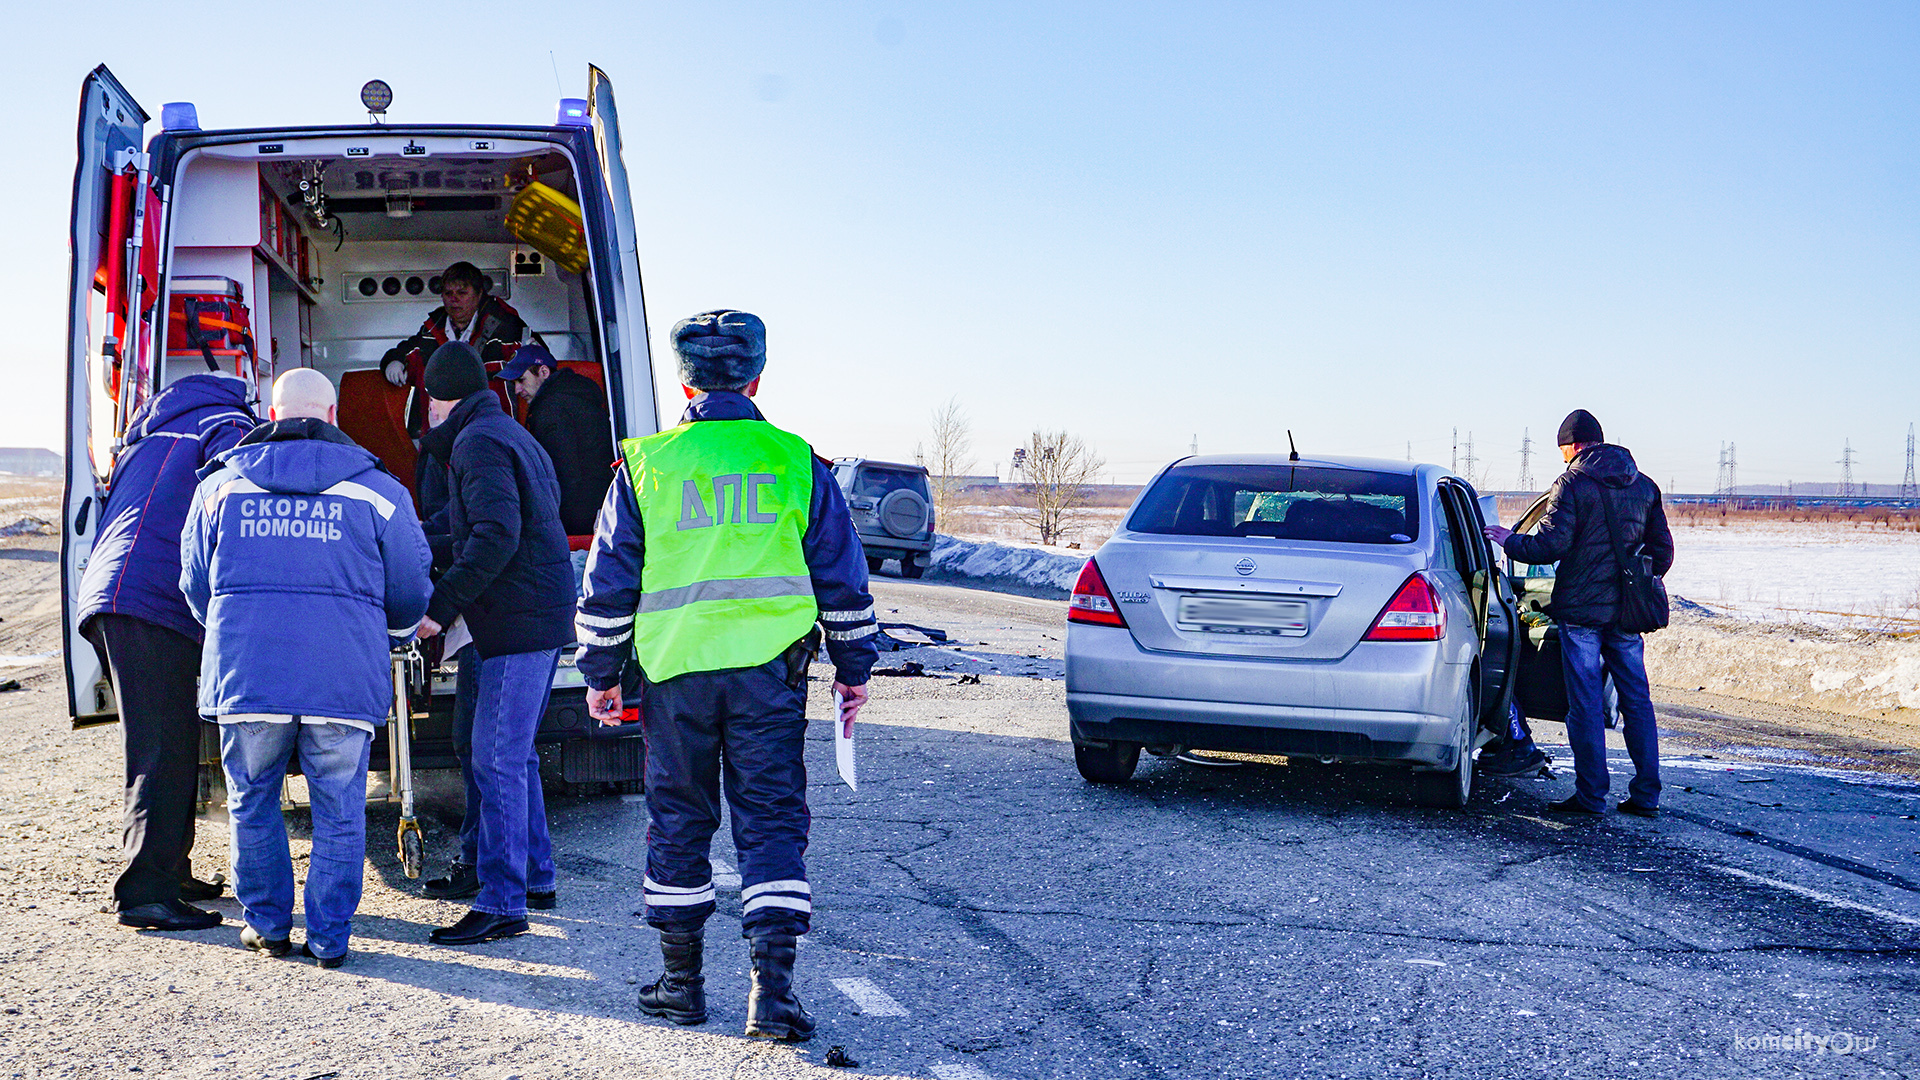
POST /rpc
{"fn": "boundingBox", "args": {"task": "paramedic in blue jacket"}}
[75,370,255,932]
[576,309,879,1041]
[181,369,431,966]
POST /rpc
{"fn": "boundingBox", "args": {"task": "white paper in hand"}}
[833,690,856,791]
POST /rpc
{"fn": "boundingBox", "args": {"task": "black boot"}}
[744,935,815,1041]
[637,930,707,1025]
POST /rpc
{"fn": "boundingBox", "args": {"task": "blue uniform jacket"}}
[180,419,432,726]
[575,391,879,689]
[76,373,257,643]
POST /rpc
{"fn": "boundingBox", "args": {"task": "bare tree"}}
[1013,429,1106,546]
[923,398,975,526]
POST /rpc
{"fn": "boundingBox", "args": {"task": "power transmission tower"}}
[1838,440,1857,497]
[1190,434,1199,457]
[1451,428,1459,473]
[1517,429,1534,491]
[1903,423,1917,500]
[1461,432,1479,486]
[1726,443,1736,496]
[1715,443,1727,495]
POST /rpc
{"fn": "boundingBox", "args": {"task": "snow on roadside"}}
[928,534,1085,594]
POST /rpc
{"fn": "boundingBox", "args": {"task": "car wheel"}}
[1074,740,1140,783]
[901,558,925,579]
[1411,709,1473,810]
[867,555,884,574]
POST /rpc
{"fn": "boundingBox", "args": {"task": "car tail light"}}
[1366,572,1446,641]
[1068,558,1128,628]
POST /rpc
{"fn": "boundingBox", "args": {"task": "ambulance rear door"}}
[586,65,660,439]
[62,65,154,724]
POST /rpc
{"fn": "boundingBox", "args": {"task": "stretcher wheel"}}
[398,817,424,879]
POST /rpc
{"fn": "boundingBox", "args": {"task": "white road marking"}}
[1511,814,1570,831]
[710,857,741,890]
[831,977,909,1016]
[1403,958,1447,967]
[1710,864,1920,928]
[930,1065,993,1080]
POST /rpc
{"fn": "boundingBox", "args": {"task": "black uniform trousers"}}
[84,613,205,909]
[641,657,813,938]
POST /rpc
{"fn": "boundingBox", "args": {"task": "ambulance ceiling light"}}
[161,102,199,131]
[556,98,589,128]
[361,79,393,124]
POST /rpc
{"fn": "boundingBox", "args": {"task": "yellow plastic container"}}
[506,181,589,274]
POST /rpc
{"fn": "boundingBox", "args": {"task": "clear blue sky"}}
[6,1,1915,490]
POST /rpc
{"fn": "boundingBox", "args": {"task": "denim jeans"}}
[221,721,372,959]
[1560,624,1661,811]
[450,644,480,868]
[470,648,560,917]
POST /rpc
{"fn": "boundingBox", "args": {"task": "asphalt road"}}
[1,563,1916,1078]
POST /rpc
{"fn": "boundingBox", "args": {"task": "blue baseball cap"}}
[494,342,559,382]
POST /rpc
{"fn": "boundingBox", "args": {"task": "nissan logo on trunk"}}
[1235,558,1256,576]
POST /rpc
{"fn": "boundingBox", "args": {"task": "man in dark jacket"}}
[577,309,879,1040]
[413,342,576,946]
[75,370,256,931]
[181,369,431,966]
[1486,409,1674,818]
[495,342,616,540]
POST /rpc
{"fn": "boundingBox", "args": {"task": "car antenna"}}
[1287,430,1300,462]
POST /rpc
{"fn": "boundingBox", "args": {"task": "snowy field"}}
[937,509,1920,632]
[1663,522,1920,630]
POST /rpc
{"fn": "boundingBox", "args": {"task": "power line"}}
[1903,423,1917,500]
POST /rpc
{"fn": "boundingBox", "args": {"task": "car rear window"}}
[1128,465,1418,544]
[852,467,928,499]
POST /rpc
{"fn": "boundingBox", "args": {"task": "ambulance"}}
[60,65,658,802]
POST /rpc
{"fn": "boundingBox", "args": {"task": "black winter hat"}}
[672,309,767,390]
[424,341,488,401]
[1557,409,1604,447]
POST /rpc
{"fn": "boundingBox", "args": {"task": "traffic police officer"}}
[576,309,878,1041]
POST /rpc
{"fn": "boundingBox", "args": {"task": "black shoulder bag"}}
[1594,480,1669,634]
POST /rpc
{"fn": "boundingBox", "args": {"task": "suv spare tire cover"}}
[878,488,931,538]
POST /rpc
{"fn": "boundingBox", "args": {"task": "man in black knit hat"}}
[411,342,575,944]
[1484,409,1674,818]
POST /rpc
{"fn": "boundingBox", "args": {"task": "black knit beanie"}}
[1556,409,1604,447]
[424,341,488,401]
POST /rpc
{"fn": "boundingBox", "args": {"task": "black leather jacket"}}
[1503,444,1674,628]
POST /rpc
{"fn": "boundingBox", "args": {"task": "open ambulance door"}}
[62,66,157,725]
[587,65,661,439]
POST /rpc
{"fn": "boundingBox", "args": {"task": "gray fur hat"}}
[672,309,766,390]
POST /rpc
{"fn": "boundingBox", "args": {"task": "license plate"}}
[1176,595,1310,636]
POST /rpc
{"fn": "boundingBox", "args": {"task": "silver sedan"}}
[1064,455,1521,808]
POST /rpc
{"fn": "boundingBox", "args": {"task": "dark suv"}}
[833,458,935,577]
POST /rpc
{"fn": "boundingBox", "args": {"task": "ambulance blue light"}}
[556,98,589,128]
[161,102,200,131]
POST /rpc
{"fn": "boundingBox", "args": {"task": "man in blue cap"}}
[495,344,615,543]
[576,309,879,1041]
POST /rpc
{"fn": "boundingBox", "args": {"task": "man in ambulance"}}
[381,262,528,431]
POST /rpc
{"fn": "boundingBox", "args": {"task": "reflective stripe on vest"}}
[622,420,817,681]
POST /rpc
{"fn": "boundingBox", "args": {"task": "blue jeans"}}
[470,648,560,917]
[221,721,372,959]
[451,644,480,868]
[1560,625,1661,811]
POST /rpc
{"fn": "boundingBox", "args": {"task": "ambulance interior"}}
[152,140,612,507]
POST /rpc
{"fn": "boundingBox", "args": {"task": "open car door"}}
[1444,482,1519,732]
[586,65,661,439]
[62,66,154,725]
[1502,493,1571,721]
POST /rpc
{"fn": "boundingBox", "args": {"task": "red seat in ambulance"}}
[336,370,418,501]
